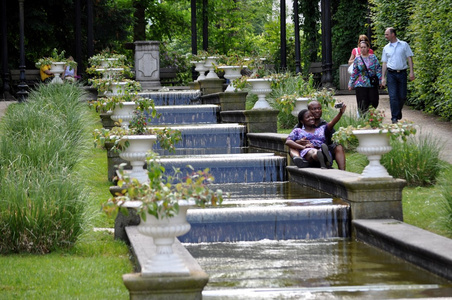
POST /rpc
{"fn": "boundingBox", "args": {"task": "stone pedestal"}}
[134,41,160,89]
[105,142,130,182]
[199,78,224,95]
[201,92,247,111]
[123,226,209,300]
[244,109,279,133]
[219,91,247,111]
[100,113,115,129]
[188,81,200,90]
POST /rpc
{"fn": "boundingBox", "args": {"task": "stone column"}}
[134,41,160,89]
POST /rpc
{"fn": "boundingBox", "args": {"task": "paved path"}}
[0,101,15,118]
[335,94,452,164]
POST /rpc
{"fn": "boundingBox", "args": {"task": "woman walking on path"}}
[349,40,382,115]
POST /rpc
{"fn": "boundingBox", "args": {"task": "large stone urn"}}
[96,67,124,80]
[104,81,128,97]
[119,135,156,183]
[50,62,66,84]
[137,200,194,277]
[247,78,272,109]
[204,57,219,79]
[110,101,137,129]
[100,58,120,68]
[353,129,393,179]
[219,66,244,92]
[291,97,310,117]
[192,60,207,82]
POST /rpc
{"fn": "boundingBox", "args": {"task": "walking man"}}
[381,27,415,124]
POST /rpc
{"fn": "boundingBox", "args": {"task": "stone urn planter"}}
[291,97,310,117]
[219,66,244,92]
[110,101,137,129]
[204,57,220,79]
[353,129,393,179]
[247,78,272,109]
[96,68,124,80]
[119,135,157,183]
[50,62,66,84]
[105,81,128,97]
[100,58,120,68]
[192,60,207,81]
[137,200,194,277]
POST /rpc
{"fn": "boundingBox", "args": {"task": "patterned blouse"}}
[348,54,382,88]
[287,125,328,158]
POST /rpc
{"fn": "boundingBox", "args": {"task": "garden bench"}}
[159,67,180,86]
[308,62,322,82]
[10,69,41,90]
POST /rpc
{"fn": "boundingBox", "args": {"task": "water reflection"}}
[185,239,452,299]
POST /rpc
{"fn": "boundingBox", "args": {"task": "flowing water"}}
[186,239,452,299]
[144,89,452,298]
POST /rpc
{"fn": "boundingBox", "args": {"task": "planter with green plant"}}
[275,74,336,117]
[89,78,141,96]
[86,49,130,76]
[93,110,182,183]
[332,107,417,179]
[35,49,77,84]
[103,152,223,276]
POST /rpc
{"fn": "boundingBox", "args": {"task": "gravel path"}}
[335,93,452,164]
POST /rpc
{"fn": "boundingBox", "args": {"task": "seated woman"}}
[286,105,346,169]
[63,56,77,82]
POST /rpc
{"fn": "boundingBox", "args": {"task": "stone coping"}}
[353,219,452,281]
[123,226,209,299]
[287,166,405,220]
[125,226,206,275]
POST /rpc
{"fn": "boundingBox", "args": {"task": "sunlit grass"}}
[0,231,131,299]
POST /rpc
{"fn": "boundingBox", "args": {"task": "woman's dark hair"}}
[297,109,309,128]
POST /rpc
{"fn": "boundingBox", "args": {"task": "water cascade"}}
[121,87,452,299]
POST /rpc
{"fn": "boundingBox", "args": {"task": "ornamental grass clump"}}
[381,131,444,186]
[0,84,92,254]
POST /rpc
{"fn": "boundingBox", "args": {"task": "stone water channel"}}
[134,89,452,299]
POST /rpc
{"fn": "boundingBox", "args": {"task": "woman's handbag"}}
[347,63,354,75]
[360,56,379,87]
[348,48,358,75]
